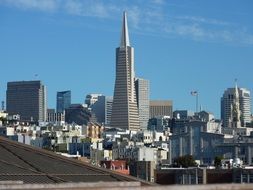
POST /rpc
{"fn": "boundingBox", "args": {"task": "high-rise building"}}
[47,109,65,124]
[65,104,90,125]
[135,78,150,130]
[85,94,102,108]
[173,110,195,120]
[149,100,173,119]
[105,96,113,126]
[6,80,47,122]
[221,85,251,128]
[56,90,71,113]
[111,12,140,131]
[90,95,113,126]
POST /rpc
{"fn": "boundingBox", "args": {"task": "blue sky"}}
[0,0,253,118]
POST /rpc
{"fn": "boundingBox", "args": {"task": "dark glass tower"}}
[56,91,71,113]
[6,80,47,122]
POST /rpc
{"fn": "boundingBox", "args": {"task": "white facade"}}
[143,130,153,144]
[17,134,31,145]
[138,147,157,162]
[85,94,102,107]
[0,111,7,118]
[135,78,150,130]
[140,130,168,144]
[105,96,113,126]
[221,87,251,128]
[6,127,15,136]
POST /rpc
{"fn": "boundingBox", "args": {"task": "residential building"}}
[68,142,91,157]
[101,160,129,175]
[90,141,110,165]
[6,80,47,122]
[112,142,168,164]
[83,122,104,139]
[0,111,7,120]
[135,78,150,130]
[150,100,173,119]
[110,12,140,131]
[221,85,251,128]
[0,136,151,185]
[138,130,168,144]
[56,90,71,113]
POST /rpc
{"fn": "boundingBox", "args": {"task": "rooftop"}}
[0,136,153,185]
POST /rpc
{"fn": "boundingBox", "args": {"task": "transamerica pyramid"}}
[110,12,140,131]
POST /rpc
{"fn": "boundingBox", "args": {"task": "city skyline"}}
[1,0,253,118]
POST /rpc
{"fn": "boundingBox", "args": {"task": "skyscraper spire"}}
[111,11,140,131]
[235,78,239,99]
[120,11,130,47]
[232,78,241,128]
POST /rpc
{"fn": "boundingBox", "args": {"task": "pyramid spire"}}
[235,78,239,100]
[232,78,241,127]
[120,11,130,47]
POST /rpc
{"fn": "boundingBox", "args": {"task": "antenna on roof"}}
[1,101,4,111]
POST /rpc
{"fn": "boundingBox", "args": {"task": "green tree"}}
[174,155,197,168]
[0,117,7,125]
[214,156,223,168]
[81,137,91,143]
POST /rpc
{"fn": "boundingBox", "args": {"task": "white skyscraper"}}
[221,84,251,128]
[135,78,150,130]
[111,12,140,131]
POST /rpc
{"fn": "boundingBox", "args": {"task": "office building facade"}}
[65,104,90,125]
[47,109,65,124]
[111,12,140,131]
[6,80,47,122]
[87,95,113,126]
[93,96,113,126]
[135,78,150,130]
[170,120,223,165]
[85,94,102,108]
[221,86,251,128]
[56,90,71,113]
[105,96,113,126]
[149,100,173,119]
